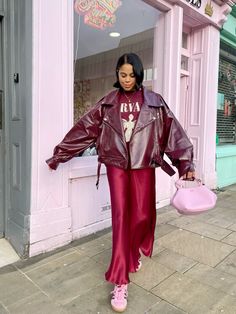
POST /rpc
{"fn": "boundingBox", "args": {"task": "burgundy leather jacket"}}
[46,87,194,177]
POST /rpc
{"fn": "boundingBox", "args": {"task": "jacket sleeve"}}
[46,102,103,170]
[159,97,195,177]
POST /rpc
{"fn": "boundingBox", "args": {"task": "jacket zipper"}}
[130,116,156,141]
[102,119,129,162]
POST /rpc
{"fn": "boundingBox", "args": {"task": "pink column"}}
[153,4,184,204]
[187,26,219,187]
[29,0,74,256]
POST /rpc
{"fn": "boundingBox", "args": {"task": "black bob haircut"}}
[113,53,144,90]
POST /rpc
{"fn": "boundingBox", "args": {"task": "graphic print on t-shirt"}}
[120,90,143,142]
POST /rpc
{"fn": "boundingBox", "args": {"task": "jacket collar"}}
[143,87,164,108]
[101,86,164,108]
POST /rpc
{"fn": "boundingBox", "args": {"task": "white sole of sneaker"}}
[111,304,127,313]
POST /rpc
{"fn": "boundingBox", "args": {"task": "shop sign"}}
[205,1,213,17]
[185,0,214,17]
[74,0,122,30]
[185,0,201,9]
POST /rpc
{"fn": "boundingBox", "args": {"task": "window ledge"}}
[69,156,106,178]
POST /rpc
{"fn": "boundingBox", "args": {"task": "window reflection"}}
[73,0,160,156]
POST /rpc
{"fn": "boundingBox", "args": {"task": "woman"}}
[46,53,195,312]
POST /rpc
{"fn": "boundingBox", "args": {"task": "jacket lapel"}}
[132,102,156,135]
[132,87,163,135]
[101,90,124,138]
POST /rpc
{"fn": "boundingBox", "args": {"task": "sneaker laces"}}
[111,284,128,301]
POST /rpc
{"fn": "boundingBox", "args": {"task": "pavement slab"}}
[64,282,161,314]
[151,272,236,314]
[228,224,236,232]
[222,232,236,246]
[63,282,114,314]
[157,229,235,267]
[92,248,112,267]
[14,246,77,273]
[171,201,236,231]
[185,263,236,296]
[24,251,106,305]
[152,223,178,256]
[216,250,236,277]
[227,184,236,191]
[152,248,197,273]
[169,216,232,240]
[0,303,8,314]
[145,300,188,314]
[156,209,181,225]
[7,292,67,314]
[154,222,178,238]
[217,197,236,210]
[151,240,166,256]
[0,265,40,307]
[206,295,236,314]
[72,236,112,258]
[129,257,175,290]
[196,213,235,229]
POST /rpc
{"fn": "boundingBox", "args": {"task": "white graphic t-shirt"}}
[119,89,143,142]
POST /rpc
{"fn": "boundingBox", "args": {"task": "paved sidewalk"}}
[1,185,236,314]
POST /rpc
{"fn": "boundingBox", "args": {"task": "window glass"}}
[217,42,236,144]
[182,32,188,49]
[181,31,189,72]
[74,0,160,121]
[181,55,188,71]
[73,0,160,156]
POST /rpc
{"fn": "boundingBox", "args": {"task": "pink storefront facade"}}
[0,0,235,257]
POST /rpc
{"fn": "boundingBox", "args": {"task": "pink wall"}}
[30,0,74,256]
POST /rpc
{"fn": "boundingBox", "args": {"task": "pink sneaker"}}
[111,284,128,312]
[135,259,142,272]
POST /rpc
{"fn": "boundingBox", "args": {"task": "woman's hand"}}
[182,171,195,180]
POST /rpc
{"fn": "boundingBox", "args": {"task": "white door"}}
[179,28,202,177]
[0,15,4,238]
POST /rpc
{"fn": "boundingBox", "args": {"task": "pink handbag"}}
[171,178,217,215]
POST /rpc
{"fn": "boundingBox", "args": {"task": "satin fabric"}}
[105,165,156,285]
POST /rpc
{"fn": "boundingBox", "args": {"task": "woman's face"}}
[118,63,136,91]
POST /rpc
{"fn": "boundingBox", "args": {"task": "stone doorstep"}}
[0,239,20,268]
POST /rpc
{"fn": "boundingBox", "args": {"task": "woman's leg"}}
[105,165,131,285]
[128,168,156,272]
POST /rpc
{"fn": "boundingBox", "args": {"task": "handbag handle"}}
[175,178,202,189]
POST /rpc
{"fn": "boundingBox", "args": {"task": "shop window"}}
[181,31,190,74]
[182,32,188,49]
[73,0,160,156]
[217,42,236,144]
[181,55,189,71]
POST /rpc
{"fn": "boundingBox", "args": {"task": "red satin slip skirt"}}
[105,165,156,285]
